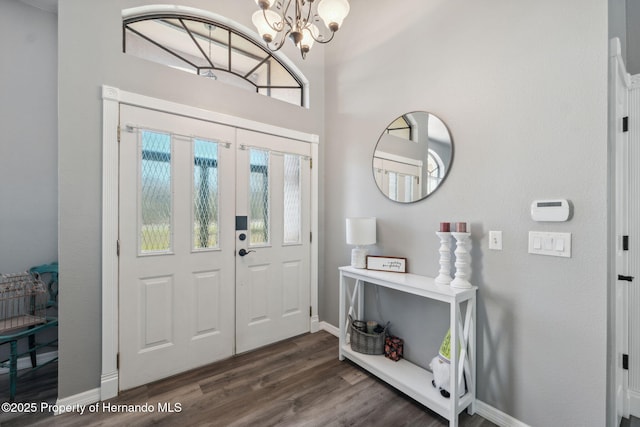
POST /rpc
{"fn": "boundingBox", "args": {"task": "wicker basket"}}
[349,316,388,355]
[0,272,48,333]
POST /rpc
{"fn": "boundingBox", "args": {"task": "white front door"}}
[625,78,640,417]
[235,129,311,353]
[118,105,236,390]
[118,107,312,389]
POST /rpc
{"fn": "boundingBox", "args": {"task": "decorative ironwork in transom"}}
[123,14,305,106]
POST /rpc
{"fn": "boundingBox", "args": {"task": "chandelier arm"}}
[266,37,288,53]
[283,0,297,30]
[301,0,337,45]
[272,17,293,51]
[310,29,336,44]
[261,7,286,32]
[285,0,296,13]
[302,0,314,28]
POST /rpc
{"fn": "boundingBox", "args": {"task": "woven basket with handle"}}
[349,315,388,355]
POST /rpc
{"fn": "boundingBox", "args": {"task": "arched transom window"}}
[123,11,306,107]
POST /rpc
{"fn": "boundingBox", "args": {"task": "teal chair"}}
[0,263,58,401]
[29,262,58,309]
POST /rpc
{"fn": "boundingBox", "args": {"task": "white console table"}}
[338,266,477,427]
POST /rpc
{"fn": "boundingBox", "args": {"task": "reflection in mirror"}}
[373,112,453,203]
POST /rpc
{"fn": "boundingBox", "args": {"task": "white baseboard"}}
[629,389,640,417]
[0,351,58,374]
[319,321,339,337]
[55,388,101,415]
[100,370,119,401]
[310,315,320,333]
[475,400,530,427]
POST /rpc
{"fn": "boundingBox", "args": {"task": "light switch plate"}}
[528,231,571,258]
[489,231,503,250]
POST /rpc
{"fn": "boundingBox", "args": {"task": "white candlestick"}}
[451,232,472,289]
[435,231,453,285]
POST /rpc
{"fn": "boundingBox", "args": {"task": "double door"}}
[118,105,311,390]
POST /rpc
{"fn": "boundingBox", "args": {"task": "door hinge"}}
[310,158,313,169]
[623,116,629,133]
[310,232,312,243]
[624,354,629,370]
[618,274,634,282]
[310,306,312,317]
[117,240,120,256]
[117,352,120,369]
[117,126,121,143]
[623,235,629,251]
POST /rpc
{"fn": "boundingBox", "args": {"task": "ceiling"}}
[20,0,58,13]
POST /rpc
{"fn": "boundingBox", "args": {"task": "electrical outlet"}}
[489,231,503,250]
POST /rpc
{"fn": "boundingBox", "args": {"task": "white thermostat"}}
[530,199,571,222]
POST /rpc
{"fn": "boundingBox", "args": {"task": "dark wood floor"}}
[1,331,494,426]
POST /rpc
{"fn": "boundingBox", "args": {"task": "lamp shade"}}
[317,0,350,31]
[346,217,376,246]
[252,9,280,42]
[300,24,319,50]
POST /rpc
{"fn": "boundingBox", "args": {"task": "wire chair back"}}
[0,272,48,334]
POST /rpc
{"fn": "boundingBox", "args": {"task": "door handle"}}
[238,249,255,257]
[618,274,634,282]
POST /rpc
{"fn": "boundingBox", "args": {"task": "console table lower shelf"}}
[338,266,476,427]
[340,345,473,420]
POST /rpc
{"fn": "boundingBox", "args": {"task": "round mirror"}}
[373,111,453,203]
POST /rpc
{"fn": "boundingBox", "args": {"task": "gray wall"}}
[57,0,325,399]
[0,0,58,362]
[611,0,640,75]
[610,0,627,64]
[322,1,608,426]
[0,0,58,274]
[15,0,615,424]
[627,0,640,74]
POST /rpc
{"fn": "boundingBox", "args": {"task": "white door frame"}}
[610,37,640,423]
[611,37,630,424]
[100,85,320,400]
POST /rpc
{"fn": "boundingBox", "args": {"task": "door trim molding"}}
[101,86,120,401]
[100,85,320,400]
[611,37,630,424]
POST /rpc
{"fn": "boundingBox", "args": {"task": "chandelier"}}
[252,0,350,59]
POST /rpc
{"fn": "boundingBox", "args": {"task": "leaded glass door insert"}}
[119,105,235,391]
[193,139,220,250]
[235,129,311,353]
[140,131,172,254]
[248,148,270,246]
[283,154,302,245]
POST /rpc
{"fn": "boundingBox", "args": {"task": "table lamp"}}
[346,217,377,268]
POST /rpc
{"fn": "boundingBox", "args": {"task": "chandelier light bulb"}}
[317,0,350,32]
[299,24,319,51]
[255,0,272,10]
[252,9,280,43]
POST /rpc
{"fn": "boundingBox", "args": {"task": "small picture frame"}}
[366,256,407,273]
